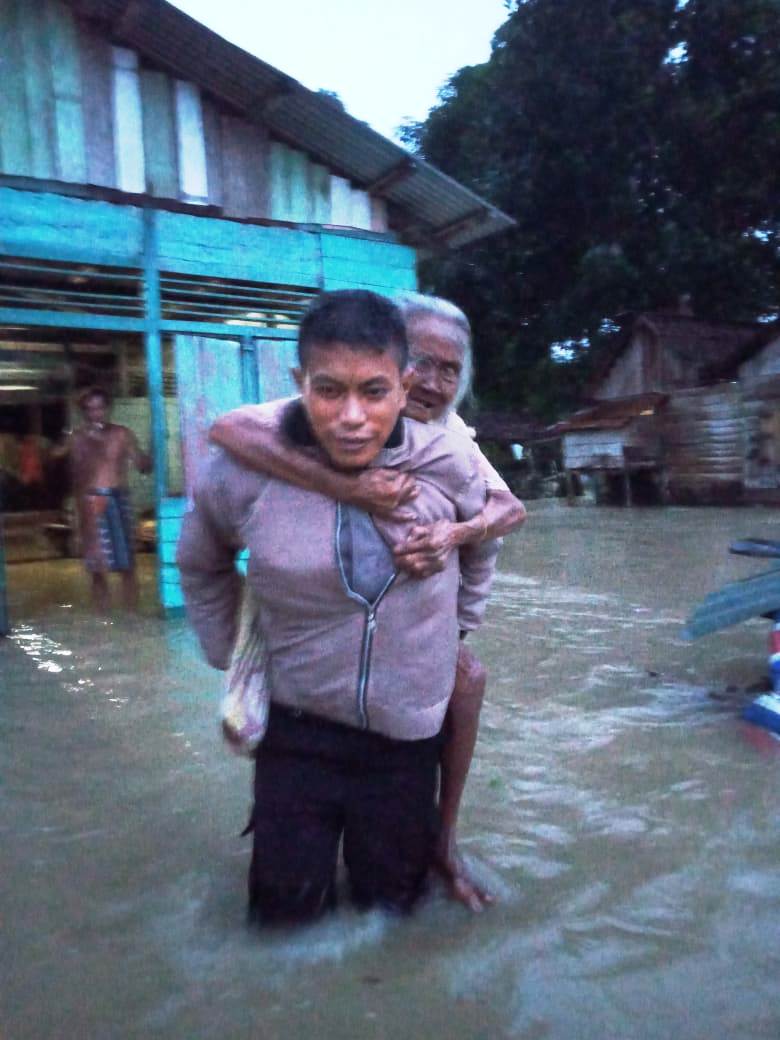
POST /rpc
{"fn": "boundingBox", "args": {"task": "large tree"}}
[405,0,780,417]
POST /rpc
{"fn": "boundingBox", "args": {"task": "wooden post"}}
[240,335,259,404]
[117,339,130,397]
[565,469,577,506]
[142,209,167,611]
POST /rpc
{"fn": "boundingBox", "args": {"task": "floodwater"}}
[3,505,780,1039]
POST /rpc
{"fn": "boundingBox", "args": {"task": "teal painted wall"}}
[0,186,416,616]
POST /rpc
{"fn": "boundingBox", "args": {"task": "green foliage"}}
[410,0,780,417]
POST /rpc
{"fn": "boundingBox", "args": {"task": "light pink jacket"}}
[177,406,498,740]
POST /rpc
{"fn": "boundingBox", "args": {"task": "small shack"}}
[0,0,513,626]
[556,312,766,505]
[735,325,780,502]
[553,392,667,504]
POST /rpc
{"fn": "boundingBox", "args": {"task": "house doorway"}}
[0,328,164,622]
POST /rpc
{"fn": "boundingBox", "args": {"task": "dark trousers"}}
[248,704,441,926]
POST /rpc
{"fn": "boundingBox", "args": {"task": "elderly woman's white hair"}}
[395,292,474,413]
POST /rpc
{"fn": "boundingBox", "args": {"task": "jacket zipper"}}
[335,503,395,730]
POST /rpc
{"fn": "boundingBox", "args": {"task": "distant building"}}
[0,0,512,622]
[554,312,776,505]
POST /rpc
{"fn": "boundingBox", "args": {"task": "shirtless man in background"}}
[58,387,151,611]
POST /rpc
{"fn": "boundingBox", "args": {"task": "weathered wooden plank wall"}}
[47,0,87,183]
[661,384,744,504]
[0,0,34,176]
[20,2,56,180]
[140,68,178,199]
[78,20,117,187]
[742,375,780,495]
[0,186,143,265]
[220,115,269,219]
[563,431,626,471]
[0,0,389,231]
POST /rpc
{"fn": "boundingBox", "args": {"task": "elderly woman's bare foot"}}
[435,832,495,912]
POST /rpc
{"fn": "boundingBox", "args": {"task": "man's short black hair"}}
[77,385,111,412]
[298,290,408,370]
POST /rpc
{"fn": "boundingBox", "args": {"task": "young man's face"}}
[295,342,410,470]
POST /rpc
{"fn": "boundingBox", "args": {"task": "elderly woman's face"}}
[403,315,464,424]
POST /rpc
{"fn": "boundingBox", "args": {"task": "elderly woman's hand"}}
[393,520,460,578]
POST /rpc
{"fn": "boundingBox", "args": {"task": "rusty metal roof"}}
[551,392,668,434]
[68,0,515,249]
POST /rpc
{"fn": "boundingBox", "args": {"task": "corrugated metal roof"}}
[551,392,668,434]
[68,0,515,249]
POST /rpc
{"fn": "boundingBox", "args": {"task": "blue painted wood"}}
[159,496,187,520]
[241,336,260,404]
[143,211,167,505]
[173,334,245,497]
[143,210,169,613]
[255,337,299,402]
[0,187,143,265]
[320,232,417,293]
[0,308,144,332]
[160,320,299,338]
[155,210,321,286]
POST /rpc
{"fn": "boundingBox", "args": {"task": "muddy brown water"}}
[2,504,780,1039]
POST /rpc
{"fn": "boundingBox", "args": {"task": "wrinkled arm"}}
[457,535,500,632]
[394,487,525,576]
[210,406,417,517]
[176,455,243,670]
[393,434,525,579]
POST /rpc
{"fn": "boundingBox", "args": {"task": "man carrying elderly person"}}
[178,289,501,924]
[209,292,526,911]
